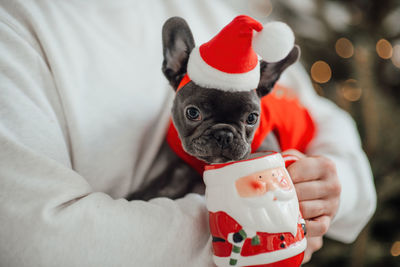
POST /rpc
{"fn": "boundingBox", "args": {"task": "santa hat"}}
[186,15,295,92]
[204,152,285,188]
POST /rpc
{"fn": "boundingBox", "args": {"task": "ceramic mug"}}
[204,152,306,267]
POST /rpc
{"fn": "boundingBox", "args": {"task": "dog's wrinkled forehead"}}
[176,82,260,120]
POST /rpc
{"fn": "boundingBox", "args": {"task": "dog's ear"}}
[162,17,195,91]
[256,45,300,98]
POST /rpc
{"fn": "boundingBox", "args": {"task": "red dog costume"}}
[167,82,316,174]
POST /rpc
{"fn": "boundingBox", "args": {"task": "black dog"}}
[128,17,302,201]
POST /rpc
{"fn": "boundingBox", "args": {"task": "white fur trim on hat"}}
[187,47,260,92]
[253,22,295,63]
[204,153,285,188]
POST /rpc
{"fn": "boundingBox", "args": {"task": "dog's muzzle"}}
[212,129,234,149]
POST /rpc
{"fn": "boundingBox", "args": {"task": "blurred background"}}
[232,0,400,266]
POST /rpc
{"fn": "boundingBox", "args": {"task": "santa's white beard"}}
[206,186,300,236]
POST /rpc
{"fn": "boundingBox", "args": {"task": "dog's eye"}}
[186,107,201,121]
[246,113,259,125]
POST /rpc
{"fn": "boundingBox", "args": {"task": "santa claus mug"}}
[204,152,306,267]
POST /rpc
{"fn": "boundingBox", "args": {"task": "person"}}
[0,1,376,266]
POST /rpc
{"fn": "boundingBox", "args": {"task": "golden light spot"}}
[335,38,354,58]
[376,39,393,59]
[311,61,332,84]
[391,44,400,69]
[341,79,362,102]
[391,241,400,257]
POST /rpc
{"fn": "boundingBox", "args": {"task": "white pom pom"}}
[252,22,295,62]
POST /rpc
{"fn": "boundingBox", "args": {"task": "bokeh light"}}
[311,61,332,83]
[391,241,400,257]
[335,37,354,58]
[376,39,393,59]
[341,79,362,102]
[391,44,400,69]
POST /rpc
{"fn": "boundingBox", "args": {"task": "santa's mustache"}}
[243,187,296,207]
[272,187,296,201]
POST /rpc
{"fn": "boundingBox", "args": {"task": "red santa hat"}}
[186,15,295,92]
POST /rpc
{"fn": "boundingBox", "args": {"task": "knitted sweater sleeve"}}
[0,20,213,267]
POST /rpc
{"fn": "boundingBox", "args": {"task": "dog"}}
[128,17,307,201]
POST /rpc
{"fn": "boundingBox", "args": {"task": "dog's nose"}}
[213,130,234,148]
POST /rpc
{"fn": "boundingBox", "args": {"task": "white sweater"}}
[0,1,376,266]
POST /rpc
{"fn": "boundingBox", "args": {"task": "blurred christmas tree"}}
[233,0,400,266]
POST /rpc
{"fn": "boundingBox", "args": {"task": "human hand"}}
[283,150,341,263]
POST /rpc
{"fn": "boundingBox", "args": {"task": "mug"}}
[204,152,306,267]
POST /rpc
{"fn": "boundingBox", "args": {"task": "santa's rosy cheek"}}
[251,180,265,192]
[236,177,266,197]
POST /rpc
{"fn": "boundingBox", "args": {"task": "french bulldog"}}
[127,17,299,201]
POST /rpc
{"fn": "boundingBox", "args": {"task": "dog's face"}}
[172,83,260,163]
[162,17,299,163]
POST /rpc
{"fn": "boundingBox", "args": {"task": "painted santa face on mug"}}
[235,167,293,198]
